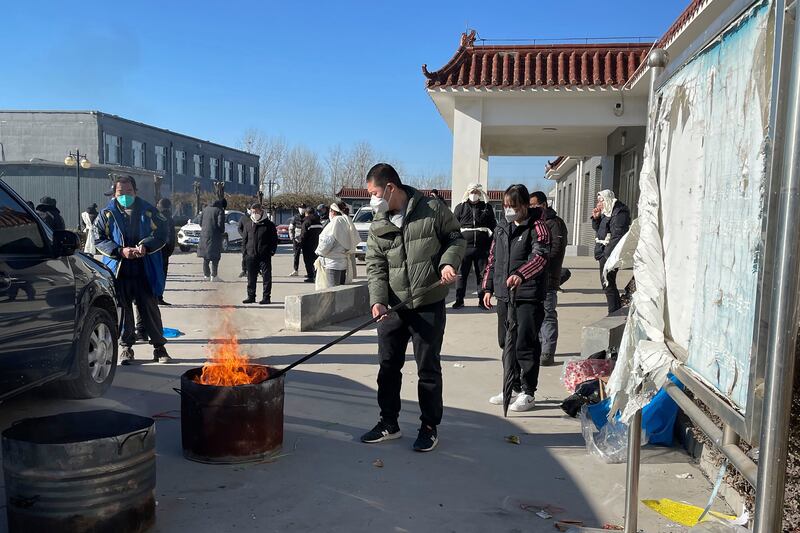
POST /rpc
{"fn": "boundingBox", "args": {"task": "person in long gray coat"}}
[197,198,226,281]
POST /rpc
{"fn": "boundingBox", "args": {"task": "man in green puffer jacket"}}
[361,163,465,453]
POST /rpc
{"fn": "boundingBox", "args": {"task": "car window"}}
[353,210,373,223]
[0,188,46,255]
[226,212,242,224]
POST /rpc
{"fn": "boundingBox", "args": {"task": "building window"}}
[155,146,166,172]
[224,161,232,182]
[132,140,145,168]
[237,163,244,184]
[210,157,218,179]
[104,133,120,164]
[175,150,185,175]
[193,154,203,177]
[249,166,255,186]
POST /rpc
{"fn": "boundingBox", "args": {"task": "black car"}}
[0,179,119,401]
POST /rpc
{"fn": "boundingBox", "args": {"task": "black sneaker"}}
[413,425,439,452]
[120,347,135,366]
[303,278,315,283]
[540,353,555,366]
[452,299,465,309]
[238,271,247,278]
[259,298,271,305]
[153,346,173,364]
[360,420,402,443]
[158,298,171,306]
[243,297,256,304]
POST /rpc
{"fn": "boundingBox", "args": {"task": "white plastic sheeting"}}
[608,0,772,419]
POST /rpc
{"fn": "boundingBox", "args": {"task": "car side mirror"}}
[53,230,79,257]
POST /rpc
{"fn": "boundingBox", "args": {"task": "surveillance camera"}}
[613,102,624,117]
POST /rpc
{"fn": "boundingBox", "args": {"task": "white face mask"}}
[370,186,393,214]
[250,212,263,223]
[469,193,480,203]
[504,207,519,223]
[298,208,305,215]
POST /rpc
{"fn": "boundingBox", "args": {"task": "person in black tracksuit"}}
[452,184,496,309]
[482,184,550,412]
[241,203,278,304]
[592,189,631,314]
[299,207,323,282]
[289,205,306,276]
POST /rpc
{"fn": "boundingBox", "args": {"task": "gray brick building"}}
[0,110,260,197]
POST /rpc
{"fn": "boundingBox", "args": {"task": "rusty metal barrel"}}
[179,365,284,463]
[2,410,156,533]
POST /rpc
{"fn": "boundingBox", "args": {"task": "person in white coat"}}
[314,201,360,289]
[81,203,99,254]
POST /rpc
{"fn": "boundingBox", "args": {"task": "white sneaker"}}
[211,276,222,282]
[509,393,536,412]
[290,270,298,277]
[489,390,520,405]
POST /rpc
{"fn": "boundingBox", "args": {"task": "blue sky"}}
[1,0,689,190]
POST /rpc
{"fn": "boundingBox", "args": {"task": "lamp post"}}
[65,150,91,222]
[265,178,279,219]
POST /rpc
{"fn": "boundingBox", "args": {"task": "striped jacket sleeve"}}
[482,237,496,293]
[515,220,551,280]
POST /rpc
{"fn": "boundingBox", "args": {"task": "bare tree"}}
[344,141,377,186]
[239,129,287,196]
[405,171,449,191]
[325,145,347,197]
[282,145,323,194]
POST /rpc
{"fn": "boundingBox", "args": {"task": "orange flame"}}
[194,314,268,386]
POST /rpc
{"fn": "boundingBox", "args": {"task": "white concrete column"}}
[573,158,584,246]
[479,152,489,184]
[451,98,484,209]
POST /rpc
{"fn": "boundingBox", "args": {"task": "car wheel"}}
[179,245,190,253]
[222,235,229,252]
[57,307,118,399]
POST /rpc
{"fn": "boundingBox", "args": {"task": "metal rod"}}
[754,0,800,528]
[623,409,642,533]
[664,381,758,487]
[270,280,449,379]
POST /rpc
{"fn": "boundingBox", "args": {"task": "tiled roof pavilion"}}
[423,31,651,90]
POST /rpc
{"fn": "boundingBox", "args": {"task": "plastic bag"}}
[561,380,603,417]
[561,359,615,392]
[580,405,648,463]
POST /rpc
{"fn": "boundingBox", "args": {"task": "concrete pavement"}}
[0,247,729,532]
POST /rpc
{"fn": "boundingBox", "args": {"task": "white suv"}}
[177,210,245,252]
[352,207,373,261]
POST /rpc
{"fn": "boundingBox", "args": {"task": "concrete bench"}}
[580,312,628,357]
[284,283,370,331]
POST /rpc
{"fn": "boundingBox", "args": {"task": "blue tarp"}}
[588,374,684,446]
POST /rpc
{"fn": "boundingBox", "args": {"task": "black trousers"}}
[246,256,272,300]
[496,299,544,395]
[598,257,622,314]
[302,246,316,279]
[241,251,247,274]
[293,241,302,271]
[377,300,446,428]
[456,246,488,301]
[118,277,165,348]
[202,258,219,278]
[137,254,170,337]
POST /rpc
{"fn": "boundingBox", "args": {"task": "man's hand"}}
[121,247,139,259]
[506,274,523,289]
[135,244,146,256]
[440,265,457,285]
[482,292,494,310]
[372,303,388,322]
